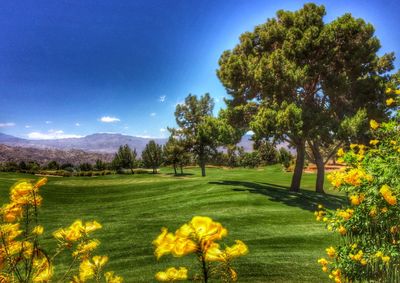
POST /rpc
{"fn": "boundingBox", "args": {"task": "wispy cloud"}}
[25,125,31,128]
[160,128,166,132]
[159,95,166,102]
[100,116,120,123]
[45,121,52,124]
[75,122,80,126]
[27,130,83,140]
[0,122,16,128]
[150,112,156,117]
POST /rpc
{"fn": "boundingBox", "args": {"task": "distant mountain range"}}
[0,144,114,165]
[0,132,254,154]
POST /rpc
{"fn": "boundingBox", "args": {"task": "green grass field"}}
[0,166,346,282]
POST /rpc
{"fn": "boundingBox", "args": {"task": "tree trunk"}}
[311,141,325,194]
[199,148,206,177]
[290,141,305,192]
[173,163,177,175]
[180,165,183,175]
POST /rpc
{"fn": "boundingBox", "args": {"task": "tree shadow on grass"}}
[164,173,195,176]
[209,180,346,212]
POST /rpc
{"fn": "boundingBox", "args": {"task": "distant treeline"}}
[0,140,293,176]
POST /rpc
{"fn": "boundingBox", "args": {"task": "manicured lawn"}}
[0,166,345,282]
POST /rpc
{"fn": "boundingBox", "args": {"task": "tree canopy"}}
[217,3,396,192]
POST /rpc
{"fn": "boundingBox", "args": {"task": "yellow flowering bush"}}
[0,178,123,282]
[153,216,248,282]
[316,88,400,282]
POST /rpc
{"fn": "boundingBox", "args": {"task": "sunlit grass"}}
[0,166,345,282]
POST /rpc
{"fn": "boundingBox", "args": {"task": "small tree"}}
[79,163,93,171]
[254,140,279,165]
[278,147,293,170]
[112,144,137,173]
[46,160,60,170]
[172,93,238,176]
[95,159,106,171]
[163,137,190,175]
[142,140,163,174]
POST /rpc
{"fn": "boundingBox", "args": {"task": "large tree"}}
[142,140,163,174]
[172,93,238,177]
[217,3,395,193]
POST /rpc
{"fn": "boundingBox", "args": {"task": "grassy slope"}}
[0,166,346,282]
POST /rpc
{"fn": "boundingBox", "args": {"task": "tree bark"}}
[199,147,206,177]
[180,165,183,175]
[290,141,305,192]
[173,163,177,175]
[310,141,325,194]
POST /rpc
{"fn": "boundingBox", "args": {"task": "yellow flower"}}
[79,259,95,281]
[386,98,395,106]
[32,225,44,236]
[380,185,397,205]
[337,148,345,157]
[369,139,379,146]
[326,246,336,258]
[382,256,390,263]
[318,258,328,266]
[225,240,248,258]
[155,267,188,282]
[205,242,225,262]
[370,119,379,130]
[338,226,346,235]
[190,216,227,242]
[396,89,400,95]
[72,239,100,257]
[172,237,197,257]
[92,255,108,269]
[386,88,392,94]
[105,272,124,283]
[350,194,365,206]
[84,221,102,234]
[34,178,47,189]
[153,228,177,259]
[32,264,53,282]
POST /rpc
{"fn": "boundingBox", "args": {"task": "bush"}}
[315,88,400,282]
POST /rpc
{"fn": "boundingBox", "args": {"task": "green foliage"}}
[240,152,261,168]
[79,162,93,171]
[278,147,293,170]
[112,144,137,173]
[317,96,400,281]
[46,160,60,170]
[254,139,280,165]
[217,3,397,192]
[172,93,238,176]
[163,137,191,174]
[141,140,163,174]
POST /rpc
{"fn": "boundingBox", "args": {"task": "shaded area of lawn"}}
[209,180,346,211]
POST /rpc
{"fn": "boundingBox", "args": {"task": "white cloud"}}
[150,112,156,117]
[0,122,16,128]
[159,95,166,102]
[160,128,167,132]
[25,125,31,128]
[100,116,120,123]
[75,122,80,126]
[27,129,83,140]
[45,121,52,124]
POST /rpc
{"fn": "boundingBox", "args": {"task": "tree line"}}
[0,141,292,175]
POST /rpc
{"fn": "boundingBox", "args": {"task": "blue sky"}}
[1,0,399,139]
